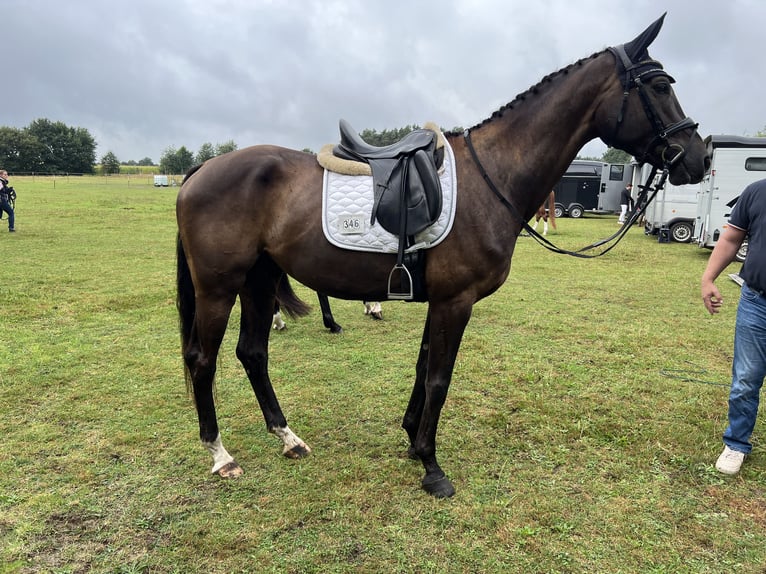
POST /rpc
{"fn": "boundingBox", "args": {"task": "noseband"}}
[608,44,698,168]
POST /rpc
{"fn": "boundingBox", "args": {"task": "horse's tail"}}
[182,163,204,184]
[275,274,312,319]
[176,233,196,392]
[547,191,557,230]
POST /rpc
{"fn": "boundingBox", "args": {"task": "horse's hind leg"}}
[318,293,342,333]
[185,294,243,477]
[272,301,286,330]
[238,267,311,459]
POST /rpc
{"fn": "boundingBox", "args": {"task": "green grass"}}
[1,176,764,573]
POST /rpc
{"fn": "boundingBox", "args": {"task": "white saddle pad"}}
[321,137,457,253]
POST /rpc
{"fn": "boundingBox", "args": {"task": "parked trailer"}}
[599,162,634,213]
[154,175,169,187]
[552,160,633,218]
[638,161,699,242]
[694,135,766,261]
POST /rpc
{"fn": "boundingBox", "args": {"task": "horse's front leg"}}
[364,301,383,320]
[406,302,472,498]
[239,278,311,460]
[402,312,431,457]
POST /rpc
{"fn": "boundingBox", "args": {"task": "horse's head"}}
[595,13,709,185]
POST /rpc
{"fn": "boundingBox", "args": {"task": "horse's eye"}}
[653,81,671,95]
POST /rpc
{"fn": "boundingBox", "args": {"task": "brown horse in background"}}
[176,15,708,498]
[532,191,557,235]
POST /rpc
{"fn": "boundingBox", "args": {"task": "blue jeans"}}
[723,283,766,454]
[0,197,14,230]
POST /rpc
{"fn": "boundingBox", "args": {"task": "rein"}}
[464,128,667,258]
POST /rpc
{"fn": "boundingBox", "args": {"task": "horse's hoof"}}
[215,461,243,478]
[329,325,343,334]
[370,312,383,320]
[283,444,311,459]
[421,473,455,498]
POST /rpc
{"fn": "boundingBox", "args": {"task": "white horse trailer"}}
[694,135,766,261]
[642,176,699,242]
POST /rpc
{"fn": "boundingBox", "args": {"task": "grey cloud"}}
[4,0,761,162]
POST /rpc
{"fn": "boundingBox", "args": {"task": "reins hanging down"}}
[464,128,669,259]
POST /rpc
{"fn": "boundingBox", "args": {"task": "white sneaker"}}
[715,446,746,475]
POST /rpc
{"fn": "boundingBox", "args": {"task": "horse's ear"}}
[624,12,666,62]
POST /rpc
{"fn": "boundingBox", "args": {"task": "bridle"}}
[607,44,699,168]
[463,46,699,258]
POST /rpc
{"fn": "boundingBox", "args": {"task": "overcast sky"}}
[3,0,762,163]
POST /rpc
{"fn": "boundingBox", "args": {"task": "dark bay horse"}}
[271,287,344,334]
[176,15,708,498]
[272,289,382,333]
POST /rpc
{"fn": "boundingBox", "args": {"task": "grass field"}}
[1,176,764,573]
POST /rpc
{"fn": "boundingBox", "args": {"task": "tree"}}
[215,140,238,156]
[100,151,120,175]
[0,126,45,173]
[159,146,195,174]
[69,126,98,173]
[176,146,195,173]
[196,142,216,164]
[137,157,154,166]
[159,146,176,174]
[359,125,419,146]
[25,119,96,173]
[601,147,632,164]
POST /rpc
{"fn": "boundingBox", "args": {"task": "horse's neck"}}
[471,52,614,209]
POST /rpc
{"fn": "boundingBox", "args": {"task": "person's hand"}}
[701,281,723,315]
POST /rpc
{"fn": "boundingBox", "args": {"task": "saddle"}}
[332,119,444,237]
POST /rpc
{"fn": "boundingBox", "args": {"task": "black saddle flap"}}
[371,149,442,235]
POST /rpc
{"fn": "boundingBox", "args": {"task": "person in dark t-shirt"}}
[701,178,766,475]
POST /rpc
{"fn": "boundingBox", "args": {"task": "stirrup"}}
[387,264,414,300]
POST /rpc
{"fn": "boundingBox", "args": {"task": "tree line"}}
[0,118,242,175]
[0,119,97,174]
[10,116,744,175]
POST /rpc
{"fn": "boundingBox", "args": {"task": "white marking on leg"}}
[370,302,382,315]
[542,220,548,236]
[364,302,372,315]
[203,434,236,473]
[271,425,311,456]
[272,311,286,330]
